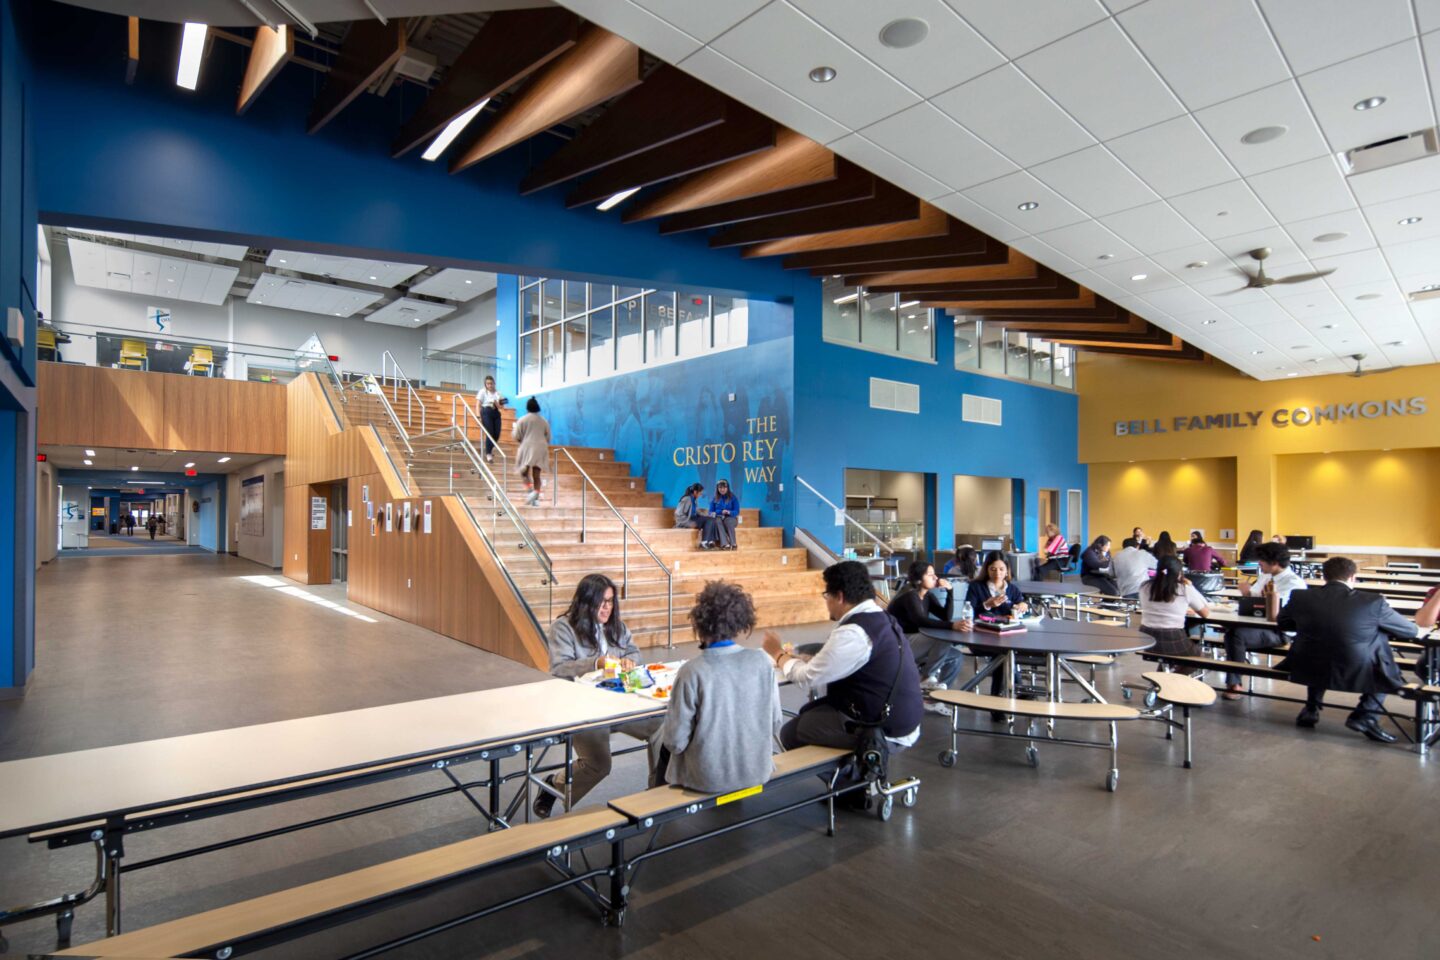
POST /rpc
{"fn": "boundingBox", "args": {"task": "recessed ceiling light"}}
[130,465,139,471]
[1353,96,1386,111]
[1186,261,1208,269]
[184,462,195,468]
[1017,201,1039,211]
[1398,216,1423,225]
[368,275,377,281]
[176,22,206,90]
[878,17,929,48]
[465,279,473,284]
[597,186,640,211]
[217,457,231,464]
[1355,293,1382,301]
[1286,372,1298,377]
[1201,319,1217,325]
[1251,350,1264,355]
[1241,125,1288,144]
[1097,253,1114,260]
[83,459,92,465]
[809,66,837,83]
[421,98,489,161]
[1215,210,1229,217]
[85,449,95,456]
[1130,274,1148,281]
[1313,231,1348,243]
[1291,344,1307,349]
[1386,339,1406,346]
[1307,358,1320,363]
[1321,323,1337,329]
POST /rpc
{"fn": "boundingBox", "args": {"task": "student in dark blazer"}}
[1276,556,1418,742]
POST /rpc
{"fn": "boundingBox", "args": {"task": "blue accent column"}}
[494,275,519,395]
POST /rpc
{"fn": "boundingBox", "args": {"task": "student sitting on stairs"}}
[674,483,708,532]
[700,479,740,550]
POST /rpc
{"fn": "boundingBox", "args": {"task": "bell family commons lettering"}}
[1115,396,1427,436]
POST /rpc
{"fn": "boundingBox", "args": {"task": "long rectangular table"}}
[0,679,664,943]
[1214,588,1423,614]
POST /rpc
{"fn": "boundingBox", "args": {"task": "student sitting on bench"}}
[653,581,782,794]
[1137,556,1211,672]
[1222,541,1307,699]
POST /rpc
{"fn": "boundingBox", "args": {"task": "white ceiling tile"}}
[266,250,423,287]
[1034,219,1141,263]
[630,0,767,43]
[931,65,1096,167]
[1421,1,1440,33]
[1361,188,1440,244]
[676,47,848,144]
[1146,241,1239,281]
[1297,40,1434,153]
[1271,289,1348,319]
[1074,270,1131,302]
[1245,155,1356,223]
[1099,201,1206,252]
[1332,276,1409,308]
[1028,145,1160,217]
[932,191,1025,241]
[791,0,1004,97]
[1017,20,1187,140]
[1225,299,1293,325]
[1100,0,1146,11]
[857,102,1016,190]
[246,274,384,317]
[409,269,497,302]
[1090,256,1183,293]
[1170,309,1243,333]
[1105,116,1238,197]
[1285,207,1378,258]
[366,297,456,327]
[1425,31,1440,116]
[1306,248,1395,287]
[1006,236,1085,275]
[1348,153,1440,206]
[1381,236,1440,276]
[1210,225,1309,266]
[1258,0,1418,74]
[1195,81,1331,176]
[560,0,703,62]
[1169,179,1278,239]
[709,3,920,129]
[1118,0,1291,110]
[961,171,1090,233]
[942,0,1109,59]
[828,133,952,200]
[1139,284,1216,315]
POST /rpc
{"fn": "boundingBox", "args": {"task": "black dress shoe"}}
[1295,705,1320,728]
[1345,716,1397,743]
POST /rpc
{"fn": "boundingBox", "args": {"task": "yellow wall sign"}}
[715,784,763,805]
[1115,397,1427,436]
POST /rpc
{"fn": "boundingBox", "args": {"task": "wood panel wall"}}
[36,363,286,454]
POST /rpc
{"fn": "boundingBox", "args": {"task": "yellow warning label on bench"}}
[716,785,763,805]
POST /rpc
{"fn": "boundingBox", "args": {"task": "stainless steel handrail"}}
[360,373,415,456]
[366,423,413,497]
[795,475,894,556]
[455,492,552,642]
[553,447,673,648]
[299,332,347,403]
[380,350,426,434]
[451,394,510,496]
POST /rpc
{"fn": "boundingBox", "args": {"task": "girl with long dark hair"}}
[1137,556,1211,671]
[1238,529,1265,564]
[674,482,707,530]
[887,560,965,714]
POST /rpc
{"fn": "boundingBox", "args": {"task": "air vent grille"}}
[869,377,919,414]
[1340,127,1438,175]
[961,393,1002,426]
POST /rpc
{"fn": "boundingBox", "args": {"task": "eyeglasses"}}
[599,597,615,607]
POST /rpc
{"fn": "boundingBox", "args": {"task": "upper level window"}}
[821,276,935,361]
[519,276,748,393]
[955,317,1076,392]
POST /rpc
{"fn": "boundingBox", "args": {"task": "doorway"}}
[330,482,349,582]
[1039,489,1059,539]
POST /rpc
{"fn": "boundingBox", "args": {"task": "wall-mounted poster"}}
[402,502,412,533]
[240,475,265,536]
[310,497,327,531]
[147,305,172,334]
[385,503,393,532]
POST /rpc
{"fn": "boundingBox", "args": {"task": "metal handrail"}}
[553,447,673,648]
[452,394,510,496]
[380,350,426,434]
[360,373,415,456]
[298,332,347,403]
[366,424,413,497]
[795,475,893,556]
[455,492,552,641]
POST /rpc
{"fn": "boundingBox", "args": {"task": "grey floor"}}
[2,553,1437,959]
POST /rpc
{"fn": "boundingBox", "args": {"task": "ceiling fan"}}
[1222,247,1335,292]
[1347,353,1399,378]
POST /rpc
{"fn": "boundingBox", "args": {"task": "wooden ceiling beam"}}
[779,220,986,269]
[623,130,834,222]
[845,250,1036,288]
[880,269,1079,301]
[307,19,407,134]
[994,316,1150,335]
[658,161,874,235]
[921,291,1097,310]
[1084,342,1206,360]
[564,104,774,208]
[125,16,139,84]
[520,64,729,194]
[945,300,1123,320]
[392,8,580,158]
[709,179,918,248]
[805,242,1001,275]
[738,202,950,257]
[451,26,641,175]
[237,25,294,115]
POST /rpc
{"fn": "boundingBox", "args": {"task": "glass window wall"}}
[822,277,935,361]
[954,317,1076,391]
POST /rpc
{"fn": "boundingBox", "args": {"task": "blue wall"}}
[196,481,220,552]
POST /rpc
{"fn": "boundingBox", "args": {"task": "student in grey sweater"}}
[655,581,782,794]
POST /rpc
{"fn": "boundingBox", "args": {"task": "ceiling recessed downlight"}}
[1240,125,1289,144]
[85,449,95,456]
[1313,231,1348,243]
[1286,372,1298,377]
[809,66,836,83]
[1399,216,1423,225]
[878,18,929,48]
[1185,261,1208,269]
[1097,253,1114,260]
[217,457,232,464]
[1251,350,1264,355]
[1355,293,1382,301]
[1386,339,1406,346]
[1017,201,1039,211]
[1130,273,1148,281]
[1353,96,1386,111]
[83,459,92,465]
[1201,319,1217,325]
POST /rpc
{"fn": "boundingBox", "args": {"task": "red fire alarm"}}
[328,355,339,362]
[35,453,46,462]
[185,468,198,477]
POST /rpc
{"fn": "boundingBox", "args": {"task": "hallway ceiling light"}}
[184,462,195,468]
[832,292,859,304]
[1130,274,1148,281]
[422,98,489,162]
[596,186,640,211]
[217,457,231,463]
[1353,96,1386,111]
[1398,216,1423,225]
[1286,372,1298,377]
[83,459,92,465]
[809,66,836,83]
[1017,201,1039,211]
[84,449,95,456]
[176,23,207,91]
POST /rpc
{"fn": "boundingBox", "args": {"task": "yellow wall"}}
[1089,457,1236,545]
[1276,449,1440,548]
[1078,355,1440,547]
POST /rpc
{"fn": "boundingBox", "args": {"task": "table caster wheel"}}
[1026,745,1039,768]
[1121,687,1133,700]
[939,750,956,767]
[901,786,918,808]
[877,794,894,821]
[1144,690,1158,709]
[1106,769,1119,793]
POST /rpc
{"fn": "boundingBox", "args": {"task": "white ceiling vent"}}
[869,377,920,414]
[392,48,438,84]
[962,393,1002,426]
[1340,128,1439,175]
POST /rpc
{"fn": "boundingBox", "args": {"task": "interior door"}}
[1039,489,1059,538]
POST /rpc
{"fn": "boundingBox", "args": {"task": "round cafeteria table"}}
[1011,579,1099,618]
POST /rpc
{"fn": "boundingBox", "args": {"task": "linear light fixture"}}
[832,292,859,305]
[85,449,96,456]
[421,98,489,162]
[177,22,208,91]
[184,462,195,468]
[597,187,640,212]
[83,459,93,465]
[899,300,920,308]
[217,456,232,463]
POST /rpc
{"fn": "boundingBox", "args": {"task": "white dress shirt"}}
[1255,567,1307,605]
[776,598,920,747]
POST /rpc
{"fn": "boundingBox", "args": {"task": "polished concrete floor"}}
[2,552,1438,959]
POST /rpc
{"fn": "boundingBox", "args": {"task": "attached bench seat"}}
[931,690,1138,722]
[55,807,626,959]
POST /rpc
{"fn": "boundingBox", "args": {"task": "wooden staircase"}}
[331,380,828,648]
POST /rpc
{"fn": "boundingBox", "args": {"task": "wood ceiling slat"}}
[520,65,730,194]
[738,202,950,257]
[1084,342,1205,360]
[125,16,139,84]
[993,316,1150,335]
[392,8,581,158]
[779,220,986,269]
[909,280,1081,302]
[622,130,834,222]
[708,179,917,248]
[805,242,1002,275]
[564,105,775,208]
[307,19,408,134]
[947,301,1123,319]
[451,26,641,175]
[921,291,1097,310]
[658,161,874,235]
[845,250,1036,287]
[237,25,293,116]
